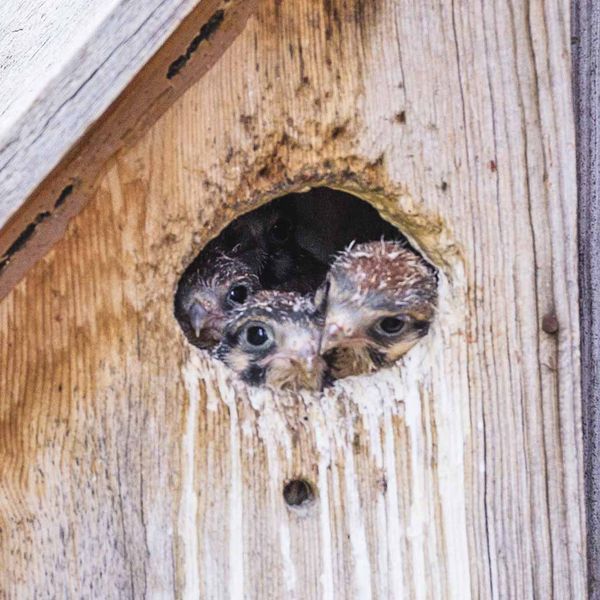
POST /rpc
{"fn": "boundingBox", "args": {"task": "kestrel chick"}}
[175,248,261,349]
[220,198,294,260]
[215,291,326,391]
[223,199,325,292]
[317,241,437,379]
[263,243,328,294]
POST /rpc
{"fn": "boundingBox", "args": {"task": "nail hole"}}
[542,313,559,334]
[395,111,406,123]
[283,479,315,507]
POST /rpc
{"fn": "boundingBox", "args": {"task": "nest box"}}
[0,0,589,597]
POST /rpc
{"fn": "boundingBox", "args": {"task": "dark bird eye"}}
[246,325,270,347]
[379,316,405,335]
[270,218,292,243]
[228,284,248,304]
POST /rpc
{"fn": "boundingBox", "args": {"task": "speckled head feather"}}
[216,291,326,391]
[174,247,262,350]
[326,240,437,313]
[318,240,438,379]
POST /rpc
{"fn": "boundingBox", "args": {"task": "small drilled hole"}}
[283,479,315,507]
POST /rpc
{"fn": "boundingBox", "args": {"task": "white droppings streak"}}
[314,417,335,600]
[217,368,244,600]
[402,363,429,600]
[250,387,297,594]
[279,521,297,592]
[180,356,202,599]
[348,377,388,597]
[203,534,218,599]
[433,273,471,599]
[382,409,404,600]
[344,448,373,600]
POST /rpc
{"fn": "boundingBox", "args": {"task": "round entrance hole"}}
[283,479,315,508]
[174,187,438,390]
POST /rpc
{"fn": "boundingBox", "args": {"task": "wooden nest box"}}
[0,0,590,597]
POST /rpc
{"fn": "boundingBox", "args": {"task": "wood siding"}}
[573,0,600,595]
[0,0,586,596]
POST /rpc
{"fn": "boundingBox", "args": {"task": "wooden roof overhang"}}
[0,0,257,300]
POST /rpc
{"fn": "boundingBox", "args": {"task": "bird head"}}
[216,291,326,391]
[317,241,437,372]
[175,252,260,349]
[220,199,296,256]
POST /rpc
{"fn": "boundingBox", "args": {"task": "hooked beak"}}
[188,303,209,338]
[320,321,368,354]
[320,322,352,354]
[264,342,320,374]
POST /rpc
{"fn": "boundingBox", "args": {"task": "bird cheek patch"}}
[386,338,423,363]
[241,364,266,386]
[226,347,257,374]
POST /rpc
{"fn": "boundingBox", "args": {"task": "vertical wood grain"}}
[0,0,585,597]
[573,0,600,595]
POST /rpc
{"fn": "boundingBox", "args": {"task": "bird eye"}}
[378,316,406,335]
[245,325,271,347]
[228,284,248,305]
[270,217,292,243]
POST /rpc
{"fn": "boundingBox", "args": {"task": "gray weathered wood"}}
[572,0,600,595]
[0,0,201,231]
[0,0,586,596]
[0,0,257,302]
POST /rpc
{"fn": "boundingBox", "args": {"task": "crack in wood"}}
[166,9,225,79]
[54,184,74,209]
[0,184,74,272]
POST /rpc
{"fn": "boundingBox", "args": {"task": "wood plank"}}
[0,0,257,300]
[572,0,600,594]
[0,0,200,229]
[0,0,586,596]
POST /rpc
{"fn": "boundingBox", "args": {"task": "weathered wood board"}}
[572,0,600,595]
[0,0,257,301]
[0,0,585,597]
[0,0,202,229]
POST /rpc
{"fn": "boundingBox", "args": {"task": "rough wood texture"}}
[0,0,202,229]
[572,0,600,595]
[0,0,585,597]
[0,0,257,301]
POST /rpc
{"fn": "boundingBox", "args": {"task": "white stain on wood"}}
[180,356,201,598]
[315,420,335,600]
[219,370,245,600]
[343,447,373,599]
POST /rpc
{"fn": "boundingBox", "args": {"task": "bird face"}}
[175,253,260,349]
[221,200,295,257]
[216,291,326,391]
[317,241,437,377]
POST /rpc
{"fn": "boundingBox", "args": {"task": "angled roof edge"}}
[0,0,258,300]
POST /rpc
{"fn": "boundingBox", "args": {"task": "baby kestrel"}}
[317,240,437,379]
[215,291,326,391]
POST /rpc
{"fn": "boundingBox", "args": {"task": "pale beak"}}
[320,321,355,354]
[268,340,319,374]
[188,303,209,338]
[297,345,317,372]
